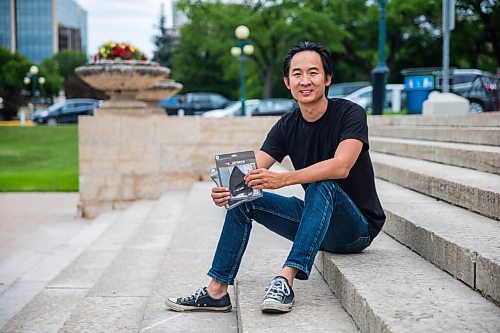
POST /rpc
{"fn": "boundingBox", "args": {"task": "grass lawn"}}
[0,125,78,191]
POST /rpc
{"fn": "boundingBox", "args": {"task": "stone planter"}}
[75,60,169,116]
[137,79,183,115]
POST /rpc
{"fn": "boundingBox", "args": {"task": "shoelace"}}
[181,287,206,303]
[264,278,290,301]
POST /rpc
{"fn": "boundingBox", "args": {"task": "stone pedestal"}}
[95,91,151,116]
[137,79,183,116]
[422,92,470,115]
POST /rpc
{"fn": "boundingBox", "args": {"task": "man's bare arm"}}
[255,150,276,169]
[246,139,363,190]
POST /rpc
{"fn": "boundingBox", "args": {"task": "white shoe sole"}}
[165,299,232,312]
[260,299,293,313]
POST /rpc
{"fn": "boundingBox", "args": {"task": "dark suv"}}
[32,99,100,125]
[161,92,230,116]
[436,69,499,112]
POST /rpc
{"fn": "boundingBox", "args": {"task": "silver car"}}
[202,99,261,118]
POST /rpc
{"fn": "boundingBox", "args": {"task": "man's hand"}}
[245,168,289,190]
[211,186,230,207]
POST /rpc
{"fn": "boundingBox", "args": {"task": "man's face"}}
[284,51,332,106]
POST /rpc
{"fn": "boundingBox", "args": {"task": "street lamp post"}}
[23,65,45,112]
[230,25,254,116]
[371,0,389,116]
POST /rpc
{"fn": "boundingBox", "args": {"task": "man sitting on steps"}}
[166,41,386,314]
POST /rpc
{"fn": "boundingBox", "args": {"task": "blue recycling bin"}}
[404,76,434,114]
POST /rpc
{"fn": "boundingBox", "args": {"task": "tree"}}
[171,1,239,99]
[454,0,499,72]
[40,50,105,100]
[244,0,346,97]
[171,0,498,100]
[52,50,88,81]
[383,0,499,82]
[152,2,177,69]
[38,57,64,98]
[0,48,85,119]
[385,0,443,82]
[174,0,345,99]
[0,47,31,119]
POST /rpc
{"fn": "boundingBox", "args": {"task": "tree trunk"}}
[263,68,273,98]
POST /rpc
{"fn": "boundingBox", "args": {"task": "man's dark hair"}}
[282,41,333,79]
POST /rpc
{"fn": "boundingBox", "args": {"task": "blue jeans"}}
[207,180,371,284]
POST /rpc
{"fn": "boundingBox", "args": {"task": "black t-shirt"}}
[260,98,385,239]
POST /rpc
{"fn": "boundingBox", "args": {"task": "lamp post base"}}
[371,66,389,115]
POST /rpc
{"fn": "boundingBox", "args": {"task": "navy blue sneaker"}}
[261,276,294,313]
[166,287,232,312]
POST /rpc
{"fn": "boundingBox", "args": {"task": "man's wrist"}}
[283,171,296,187]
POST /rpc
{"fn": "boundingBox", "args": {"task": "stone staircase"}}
[1,112,499,332]
[1,192,190,332]
[315,112,500,332]
[3,180,353,332]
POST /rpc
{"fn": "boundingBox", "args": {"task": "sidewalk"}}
[0,192,106,328]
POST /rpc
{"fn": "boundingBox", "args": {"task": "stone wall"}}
[78,115,279,217]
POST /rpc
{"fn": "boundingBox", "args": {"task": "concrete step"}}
[235,185,358,333]
[236,234,359,333]
[0,209,122,331]
[371,152,500,220]
[370,136,500,174]
[316,233,500,332]
[376,179,500,303]
[368,125,500,146]
[0,194,83,297]
[368,112,500,127]
[139,182,238,333]
[1,194,186,333]
[58,192,187,333]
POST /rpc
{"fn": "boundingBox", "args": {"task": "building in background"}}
[166,0,187,34]
[0,0,87,63]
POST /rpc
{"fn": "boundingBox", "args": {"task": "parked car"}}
[32,98,100,125]
[436,69,499,113]
[202,99,261,118]
[327,81,370,98]
[252,98,297,116]
[160,92,230,116]
[342,84,406,113]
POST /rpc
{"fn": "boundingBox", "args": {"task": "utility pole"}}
[442,0,455,92]
[371,0,389,115]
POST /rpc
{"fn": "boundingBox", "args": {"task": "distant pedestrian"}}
[166,41,386,313]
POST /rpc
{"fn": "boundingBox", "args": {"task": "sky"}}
[77,0,175,58]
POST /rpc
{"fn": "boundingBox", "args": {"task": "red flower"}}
[93,41,148,62]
